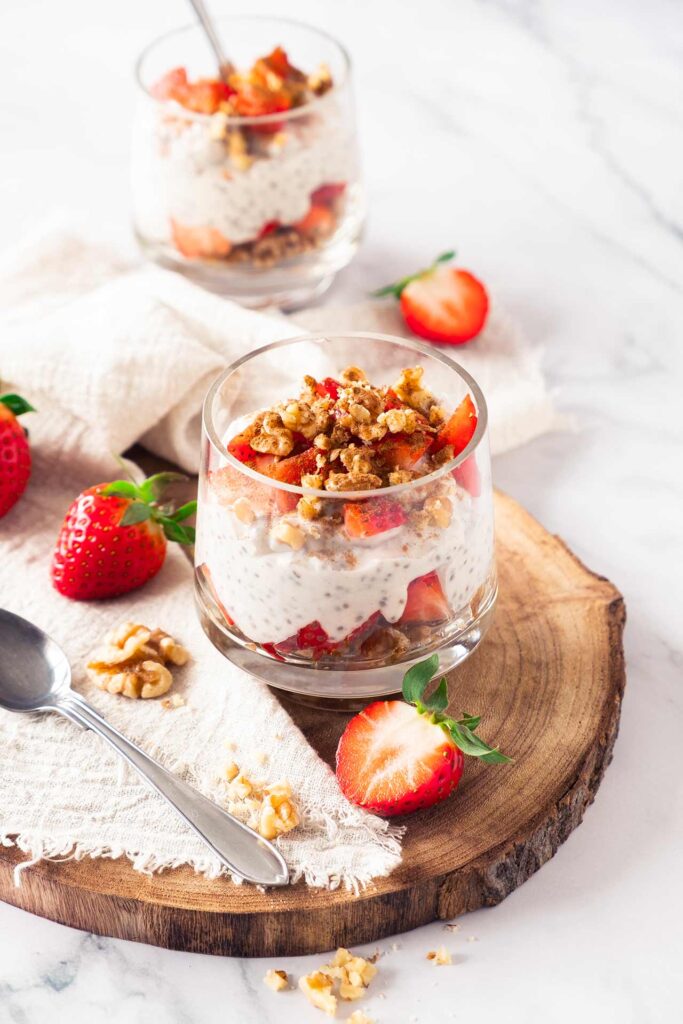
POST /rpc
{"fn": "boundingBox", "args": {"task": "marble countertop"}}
[0,0,681,1021]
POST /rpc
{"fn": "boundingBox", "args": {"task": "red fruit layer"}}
[399,570,450,624]
[343,497,407,539]
[433,394,477,455]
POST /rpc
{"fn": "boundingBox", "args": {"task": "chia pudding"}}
[195,363,496,667]
[132,46,360,267]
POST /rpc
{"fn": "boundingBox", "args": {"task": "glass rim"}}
[134,14,351,127]
[202,331,490,501]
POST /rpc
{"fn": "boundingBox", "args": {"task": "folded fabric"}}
[0,223,559,888]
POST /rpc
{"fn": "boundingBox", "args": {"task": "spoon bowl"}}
[0,609,71,712]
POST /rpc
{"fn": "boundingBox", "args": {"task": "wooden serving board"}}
[0,491,625,956]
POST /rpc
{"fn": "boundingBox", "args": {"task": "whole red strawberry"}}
[336,654,509,817]
[374,250,489,345]
[0,393,35,518]
[51,473,196,600]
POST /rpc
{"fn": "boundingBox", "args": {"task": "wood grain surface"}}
[0,490,626,956]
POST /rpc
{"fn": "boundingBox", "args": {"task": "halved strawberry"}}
[374,251,489,346]
[311,182,346,207]
[453,455,481,497]
[433,395,477,455]
[264,447,318,513]
[376,431,431,471]
[344,497,407,539]
[336,654,509,816]
[399,571,450,624]
[170,219,231,260]
[295,203,336,240]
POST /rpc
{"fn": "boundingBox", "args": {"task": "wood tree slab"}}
[0,491,625,956]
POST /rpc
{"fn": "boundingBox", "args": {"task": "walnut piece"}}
[299,972,337,1016]
[426,945,452,965]
[348,1013,375,1024]
[86,623,189,700]
[264,969,289,992]
[222,765,300,840]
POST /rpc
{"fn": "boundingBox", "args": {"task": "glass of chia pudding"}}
[194,333,497,707]
[132,17,364,309]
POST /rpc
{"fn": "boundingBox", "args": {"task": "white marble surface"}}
[0,0,682,1021]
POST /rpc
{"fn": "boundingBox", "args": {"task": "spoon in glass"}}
[0,609,289,887]
[187,0,234,79]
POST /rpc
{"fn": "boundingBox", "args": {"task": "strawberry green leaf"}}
[457,712,481,730]
[138,472,188,504]
[372,251,457,299]
[0,393,35,416]
[422,676,449,714]
[160,518,195,545]
[103,480,139,500]
[445,721,511,764]
[120,501,153,526]
[402,653,439,705]
[170,500,198,523]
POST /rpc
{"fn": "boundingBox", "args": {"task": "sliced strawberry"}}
[260,45,295,79]
[170,219,231,260]
[311,182,346,207]
[232,83,291,133]
[336,653,509,817]
[150,66,189,102]
[184,79,234,115]
[376,431,431,471]
[294,203,335,240]
[314,377,341,401]
[265,448,318,513]
[344,497,407,539]
[399,571,450,625]
[453,455,481,497]
[433,395,477,455]
[373,252,489,346]
[336,700,464,816]
[258,219,281,238]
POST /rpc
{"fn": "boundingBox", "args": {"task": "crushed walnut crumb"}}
[219,762,300,840]
[264,968,290,992]
[426,945,452,965]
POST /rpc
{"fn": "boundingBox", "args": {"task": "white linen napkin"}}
[0,224,559,887]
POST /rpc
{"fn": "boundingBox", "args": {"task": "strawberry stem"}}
[372,250,457,299]
[402,654,510,764]
[103,474,197,545]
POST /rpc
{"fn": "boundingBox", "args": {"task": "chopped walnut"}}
[360,626,410,660]
[264,969,289,992]
[299,972,337,1016]
[221,764,300,840]
[388,469,415,485]
[340,365,367,383]
[86,623,189,700]
[319,948,379,1004]
[348,1013,375,1024]
[301,473,324,489]
[271,520,306,549]
[424,496,452,528]
[432,444,455,467]
[325,471,383,492]
[251,411,294,456]
[426,946,452,965]
[224,761,240,782]
[298,496,322,520]
[378,407,421,434]
[161,693,186,710]
[308,62,333,96]
[233,496,255,524]
[392,366,437,415]
[259,782,300,839]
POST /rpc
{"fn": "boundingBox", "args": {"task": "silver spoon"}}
[0,609,289,887]
[187,0,234,80]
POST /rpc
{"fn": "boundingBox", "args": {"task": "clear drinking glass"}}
[194,333,497,707]
[132,16,364,309]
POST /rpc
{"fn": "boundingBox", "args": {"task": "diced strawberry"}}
[311,182,346,207]
[383,388,406,411]
[336,699,464,816]
[377,431,431,471]
[232,83,291,133]
[150,66,189,102]
[227,426,258,464]
[294,203,335,240]
[259,46,295,79]
[184,79,234,115]
[265,448,318,513]
[344,497,407,539]
[433,395,477,455]
[275,611,382,658]
[258,219,281,238]
[399,571,450,624]
[170,219,232,260]
[314,377,341,401]
[453,454,481,497]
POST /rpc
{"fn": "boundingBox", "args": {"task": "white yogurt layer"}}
[149,104,356,245]
[196,480,494,647]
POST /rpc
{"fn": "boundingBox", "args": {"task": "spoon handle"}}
[187,0,232,78]
[58,696,288,886]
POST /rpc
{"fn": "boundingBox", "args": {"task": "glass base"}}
[195,582,497,711]
[135,226,361,311]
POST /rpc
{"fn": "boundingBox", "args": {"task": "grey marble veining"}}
[0,0,681,1021]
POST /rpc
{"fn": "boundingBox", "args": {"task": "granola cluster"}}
[243,364,447,495]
